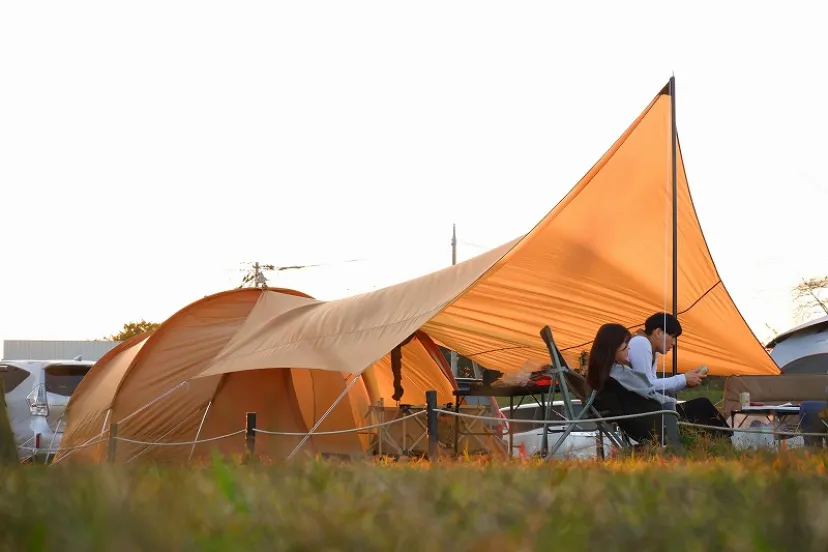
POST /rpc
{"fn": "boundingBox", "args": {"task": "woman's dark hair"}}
[586,323,632,391]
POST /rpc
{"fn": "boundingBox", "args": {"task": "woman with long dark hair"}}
[587,323,682,449]
[586,323,632,392]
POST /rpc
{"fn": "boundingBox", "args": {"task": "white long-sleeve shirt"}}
[627,335,686,396]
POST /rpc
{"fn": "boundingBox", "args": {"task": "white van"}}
[1,359,94,460]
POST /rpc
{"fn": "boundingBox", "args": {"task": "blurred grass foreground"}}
[3,452,828,552]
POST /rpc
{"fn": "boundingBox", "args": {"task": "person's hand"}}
[684,369,704,388]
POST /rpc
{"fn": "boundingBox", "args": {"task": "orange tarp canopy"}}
[196,82,779,381]
[424,83,779,376]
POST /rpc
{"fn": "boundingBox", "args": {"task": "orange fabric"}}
[361,333,456,406]
[55,288,465,464]
[58,334,151,461]
[424,88,778,377]
[290,368,365,456]
[197,243,516,379]
[195,85,778,380]
[58,83,779,465]
[194,370,310,461]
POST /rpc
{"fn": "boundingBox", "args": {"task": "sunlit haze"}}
[1,1,825,355]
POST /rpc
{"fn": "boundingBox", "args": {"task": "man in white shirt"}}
[627,312,704,396]
[618,312,732,445]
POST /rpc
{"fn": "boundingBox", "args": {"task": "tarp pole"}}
[450,223,459,377]
[670,75,679,376]
[286,373,362,461]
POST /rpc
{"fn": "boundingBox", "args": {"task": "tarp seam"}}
[466,345,529,358]
[557,280,724,354]
[430,281,724,360]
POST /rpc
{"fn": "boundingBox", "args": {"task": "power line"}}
[458,240,492,250]
[236,259,366,289]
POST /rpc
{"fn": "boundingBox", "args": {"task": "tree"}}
[0,379,18,465]
[105,320,161,342]
[793,276,828,324]
[438,346,479,378]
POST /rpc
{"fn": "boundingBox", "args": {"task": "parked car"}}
[499,400,614,459]
[1,359,95,460]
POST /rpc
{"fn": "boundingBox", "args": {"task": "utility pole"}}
[451,223,457,266]
[450,224,459,377]
[242,262,269,288]
[253,262,270,288]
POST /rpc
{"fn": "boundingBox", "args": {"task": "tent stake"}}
[286,373,362,461]
[108,423,118,463]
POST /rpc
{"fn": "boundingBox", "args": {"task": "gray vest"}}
[609,363,677,406]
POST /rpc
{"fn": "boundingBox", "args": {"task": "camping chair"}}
[538,326,629,458]
[799,401,828,448]
[561,369,632,455]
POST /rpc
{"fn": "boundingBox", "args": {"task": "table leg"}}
[509,396,514,457]
[454,399,460,457]
[540,391,547,458]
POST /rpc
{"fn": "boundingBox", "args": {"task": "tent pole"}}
[286,373,362,461]
[54,408,112,464]
[188,401,213,463]
[670,75,679,377]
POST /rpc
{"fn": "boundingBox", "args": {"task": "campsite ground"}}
[3,448,827,551]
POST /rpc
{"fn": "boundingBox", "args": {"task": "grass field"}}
[3,450,828,551]
[677,387,724,404]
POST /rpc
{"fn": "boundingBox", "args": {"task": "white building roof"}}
[2,340,121,362]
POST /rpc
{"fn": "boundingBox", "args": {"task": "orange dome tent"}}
[54,288,472,464]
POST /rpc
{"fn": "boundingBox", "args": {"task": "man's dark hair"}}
[643,312,682,337]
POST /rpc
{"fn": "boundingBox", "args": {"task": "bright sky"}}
[1,1,825,356]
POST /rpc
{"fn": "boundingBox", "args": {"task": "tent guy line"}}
[559,280,724,354]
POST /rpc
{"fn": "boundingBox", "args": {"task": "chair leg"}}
[589,407,627,450]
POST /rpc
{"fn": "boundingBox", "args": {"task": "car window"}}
[460,395,490,406]
[1,364,31,393]
[502,404,576,420]
[502,403,596,432]
[501,404,546,432]
[44,365,92,397]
